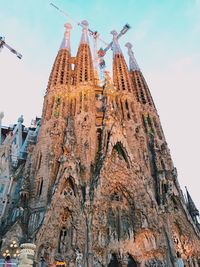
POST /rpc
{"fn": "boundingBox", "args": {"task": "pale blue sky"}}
[0,0,200,209]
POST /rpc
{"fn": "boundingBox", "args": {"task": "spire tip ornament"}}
[125,42,140,71]
[60,22,72,51]
[111,30,122,55]
[80,20,89,44]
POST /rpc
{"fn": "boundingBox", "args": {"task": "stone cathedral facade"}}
[0,21,200,266]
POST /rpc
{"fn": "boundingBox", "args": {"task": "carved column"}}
[18,243,36,267]
[121,254,129,267]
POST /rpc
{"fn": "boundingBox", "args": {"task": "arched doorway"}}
[127,255,137,267]
[108,254,120,267]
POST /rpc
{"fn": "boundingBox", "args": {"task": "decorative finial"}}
[110,30,118,37]
[80,20,89,44]
[60,22,72,51]
[111,30,122,55]
[125,42,140,71]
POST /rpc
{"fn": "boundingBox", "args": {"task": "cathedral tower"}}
[1,21,200,267]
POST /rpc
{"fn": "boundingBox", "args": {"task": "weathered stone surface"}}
[0,22,200,267]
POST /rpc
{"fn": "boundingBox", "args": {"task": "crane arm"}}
[3,42,22,59]
[50,2,109,46]
[103,24,131,55]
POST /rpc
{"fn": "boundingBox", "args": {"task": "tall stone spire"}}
[80,20,89,44]
[110,30,122,56]
[47,22,72,91]
[125,42,140,71]
[74,20,94,84]
[111,31,133,93]
[125,42,154,107]
[60,22,72,51]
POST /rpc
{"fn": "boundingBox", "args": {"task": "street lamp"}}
[2,241,20,259]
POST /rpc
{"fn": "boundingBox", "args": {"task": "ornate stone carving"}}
[18,243,36,267]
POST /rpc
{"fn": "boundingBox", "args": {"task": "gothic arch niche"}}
[62,176,76,197]
[108,253,120,267]
[36,177,43,197]
[111,142,130,167]
[58,208,74,255]
[58,225,73,255]
[107,189,134,242]
[127,254,137,267]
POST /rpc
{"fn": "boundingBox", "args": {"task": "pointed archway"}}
[127,255,137,267]
[108,254,120,267]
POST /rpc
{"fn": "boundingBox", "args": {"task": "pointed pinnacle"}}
[60,22,72,51]
[80,20,89,44]
[125,42,140,71]
[111,30,122,55]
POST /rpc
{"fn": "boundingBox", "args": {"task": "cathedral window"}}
[140,91,146,104]
[113,142,129,165]
[37,177,43,197]
[60,71,64,84]
[39,178,43,196]
[127,255,137,267]
[81,184,86,202]
[79,92,83,113]
[108,254,120,267]
[111,192,121,202]
[63,176,76,197]
[58,227,67,254]
[36,152,42,171]
[115,96,119,110]
[120,100,124,119]
[73,98,76,115]
[84,94,88,112]
[125,100,131,120]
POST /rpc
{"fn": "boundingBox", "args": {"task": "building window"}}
[37,177,43,197]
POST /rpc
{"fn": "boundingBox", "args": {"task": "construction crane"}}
[98,24,131,76]
[50,3,131,81]
[50,2,108,75]
[50,3,108,46]
[0,36,22,59]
